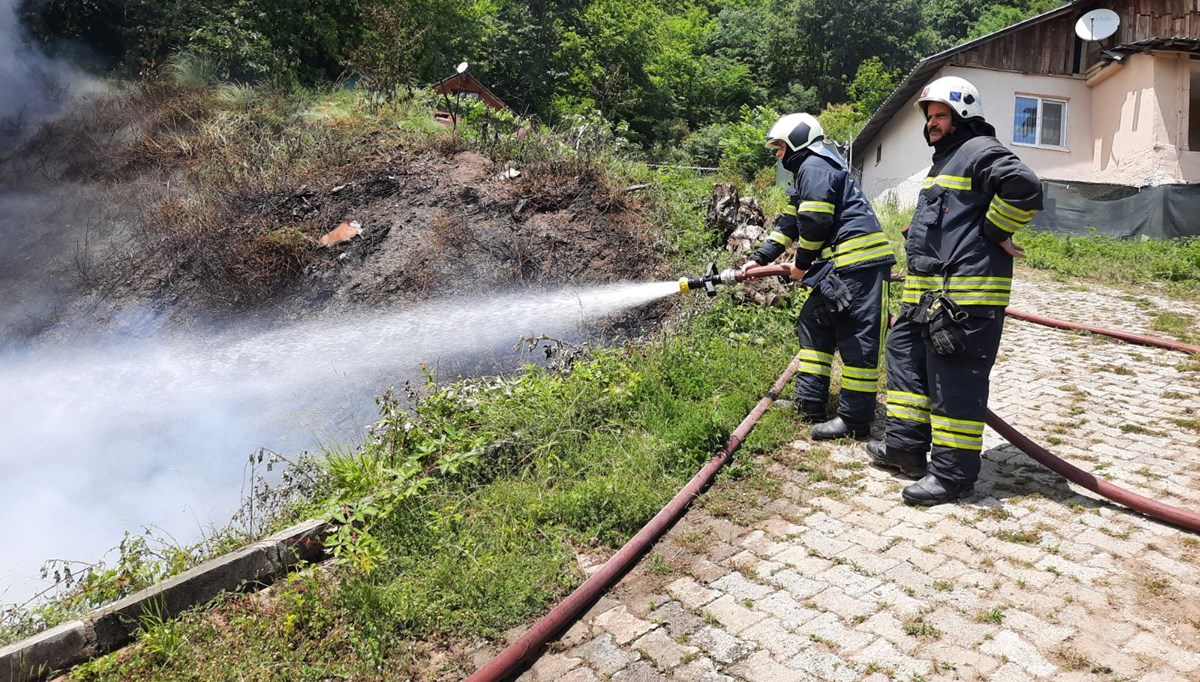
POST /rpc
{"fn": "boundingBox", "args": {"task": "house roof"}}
[851,0,1088,163]
[432,71,512,112]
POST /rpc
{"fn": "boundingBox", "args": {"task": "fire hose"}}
[1004,307,1200,355]
[467,265,1200,681]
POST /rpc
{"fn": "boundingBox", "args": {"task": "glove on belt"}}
[817,273,852,313]
[800,260,852,314]
[914,290,967,356]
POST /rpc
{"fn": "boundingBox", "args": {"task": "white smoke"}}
[0,282,678,611]
[0,0,102,154]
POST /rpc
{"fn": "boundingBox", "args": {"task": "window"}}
[875,143,882,166]
[1013,95,1066,148]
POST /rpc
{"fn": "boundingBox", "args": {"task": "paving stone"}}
[568,634,641,677]
[728,650,816,682]
[851,636,934,679]
[557,667,601,682]
[796,530,854,558]
[595,604,657,645]
[737,529,775,554]
[522,652,584,681]
[611,660,670,682]
[750,559,786,582]
[920,642,1002,679]
[687,625,753,665]
[649,601,705,638]
[708,571,774,602]
[784,646,861,682]
[667,577,721,610]
[812,564,883,598]
[1123,631,1200,673]
[767,567,831,601]
[979,629,1056,677]
[701,594,766,635]
[667,656,735,682]
[836,545,902,576]
[739,616,805,659]
[754,590,822,627]
[632,628,699,670]
[809,586,876,622]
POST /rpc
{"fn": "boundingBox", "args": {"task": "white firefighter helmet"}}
[765,113,824,153]
[915,76,984,120]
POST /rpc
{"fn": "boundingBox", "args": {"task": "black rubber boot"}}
[811,416,871,441]
[865,441,927,478]
[902,473,974,506]
[797,400,827,423]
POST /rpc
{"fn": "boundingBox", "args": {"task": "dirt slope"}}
[0,102,672,347]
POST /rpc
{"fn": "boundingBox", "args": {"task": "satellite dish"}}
[1075,8,1120,41]
[456,61,469,74]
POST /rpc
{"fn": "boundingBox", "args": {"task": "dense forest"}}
[20,0,1066,155]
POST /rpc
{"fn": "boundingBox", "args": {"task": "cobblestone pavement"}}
[480,269,1200,682]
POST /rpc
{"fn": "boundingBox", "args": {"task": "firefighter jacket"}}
[751,153,895,274]
[902,133,1043,311]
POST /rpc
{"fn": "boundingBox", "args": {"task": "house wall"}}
[957,66,1094,183]
[857,98,930,210]
[1090,51,1200,184]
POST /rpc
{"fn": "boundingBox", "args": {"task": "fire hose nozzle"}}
[679,263,740,296]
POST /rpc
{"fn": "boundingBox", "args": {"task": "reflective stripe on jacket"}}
[903,135,1043,309]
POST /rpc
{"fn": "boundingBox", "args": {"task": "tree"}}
[848,56,899,115]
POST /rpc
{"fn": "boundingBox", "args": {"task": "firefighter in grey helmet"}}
[743,112,896,441]
[866,75,1043,506]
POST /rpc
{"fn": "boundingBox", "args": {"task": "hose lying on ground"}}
[985,409,1200,531]
[1005,307,1200,355]
[464,354,804,682]
[990,307,1200,532]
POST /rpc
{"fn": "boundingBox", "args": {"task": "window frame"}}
[1011,94,1069,151]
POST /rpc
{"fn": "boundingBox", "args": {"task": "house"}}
[852,0,1200,238]
[432,71,512,124]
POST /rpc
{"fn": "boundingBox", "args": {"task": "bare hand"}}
[788,264,806,280]
[999,238,1026,259]
[739,260,758,273]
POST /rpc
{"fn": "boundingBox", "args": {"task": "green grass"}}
[1014,229,1200,298]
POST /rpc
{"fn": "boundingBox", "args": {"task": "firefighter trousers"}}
[794,263,889,424]
[883,306,1005,486]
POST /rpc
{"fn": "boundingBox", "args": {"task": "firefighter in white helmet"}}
[743,112,896,441]
[867,75,1044,505]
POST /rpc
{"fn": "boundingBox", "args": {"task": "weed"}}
[1141,575,1170,596]
[645,552,672,576]
[903,614,942,640]
[932,580,953,592]
[995,529,1041,544]
[1152,312,1199,343]
[975,607,1005,624]
[1169,416,1200,432]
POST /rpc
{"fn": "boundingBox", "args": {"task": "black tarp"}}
[1034,180,1200,239]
